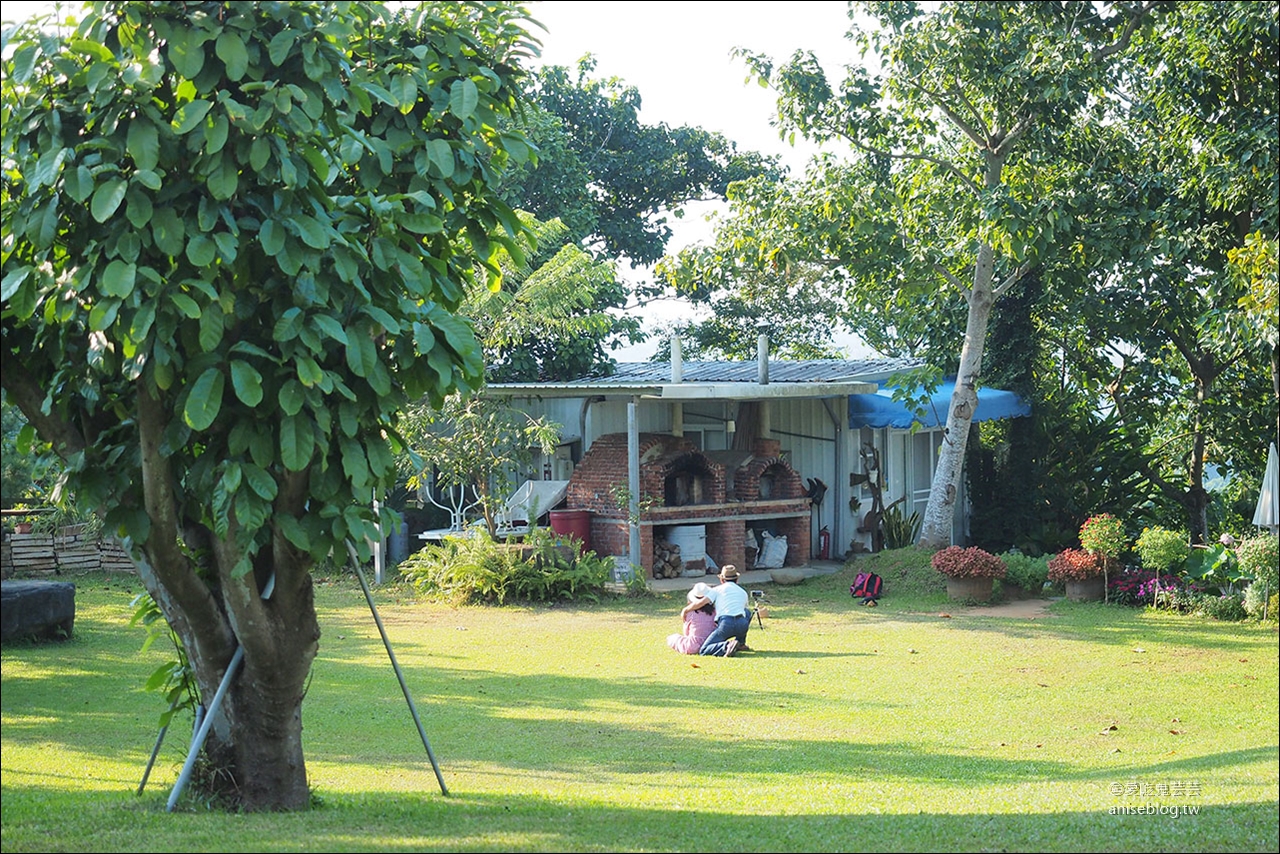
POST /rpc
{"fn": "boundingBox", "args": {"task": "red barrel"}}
[548,509,592,552]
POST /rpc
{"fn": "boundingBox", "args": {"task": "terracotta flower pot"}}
[1065,576,1105,601]
[946,576,995,602]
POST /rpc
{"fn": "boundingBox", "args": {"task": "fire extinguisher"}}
[818,526,831,560]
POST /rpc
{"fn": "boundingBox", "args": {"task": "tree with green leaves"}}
[504,56,782,267]
[702,2,1161,548]
[1,0,534,810]
[470,213,636,381]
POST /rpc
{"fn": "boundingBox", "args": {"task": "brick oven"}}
[564,432,811,577]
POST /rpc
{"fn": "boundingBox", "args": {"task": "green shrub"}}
[1235,533,1279,591]
[1136,526,1189,572]
[1167,589,1249,621]
[1000,551,1048,593]
[882,503,922,550]
[399,527,611,605]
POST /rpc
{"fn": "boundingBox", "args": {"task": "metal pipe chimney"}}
[757,330,769,385]
[671,333,683,383]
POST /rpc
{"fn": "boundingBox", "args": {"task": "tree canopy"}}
[1,0,536,810]
[662,1,1277,548]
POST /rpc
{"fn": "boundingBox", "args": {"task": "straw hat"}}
[719,564,740,581]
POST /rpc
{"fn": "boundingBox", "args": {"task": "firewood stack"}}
[651,538,684,579]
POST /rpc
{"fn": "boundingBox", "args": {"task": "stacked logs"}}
[651,538,684,579]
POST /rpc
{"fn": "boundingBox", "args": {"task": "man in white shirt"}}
[682,564,751,656]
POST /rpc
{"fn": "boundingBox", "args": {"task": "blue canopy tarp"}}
[849,380,1031,429]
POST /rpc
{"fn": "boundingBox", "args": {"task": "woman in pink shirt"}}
[667,582,715,654]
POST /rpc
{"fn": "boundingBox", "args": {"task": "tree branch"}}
[992,114,1035,159]
[1091,1,1162,63]
[836,128,982,195]
[0,368,86,459]
[912,79,989,150]
[993,262,1032,298]
[932,262,968,294]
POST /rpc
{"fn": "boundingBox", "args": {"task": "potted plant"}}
[1048,548,1106,601]
[1077,513,1127,602]
[932,546,1007,602]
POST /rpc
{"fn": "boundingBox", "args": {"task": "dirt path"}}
[959,598,1056,618]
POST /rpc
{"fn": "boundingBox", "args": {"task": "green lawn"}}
[2,565,1277,852]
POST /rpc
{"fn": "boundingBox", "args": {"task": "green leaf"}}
[243,464,277,501]
[293,214,331,249]
[167,27,206,78]
[206,151,238,200]
[393,73,417,112]
[345,333,377,378]
[277,515,311,551]
[250,136,271,172]
[172,100,213,135]
[88,298,121,332]
[215,31,248,81]
[427,139,454,178]
[268,30,298,66]
[151,208,186,256]
[184,368,224,431]
[259,219,286,255]
[310,313,348,345]
[450,78,479,119]
[130,300,157,342]
[2,267,32,302]
[101,260,137,298]
[127,120,160,172]
[234,490,269,530]
[230,360,264,406]
[280,414,315,471]
[296,355,323,387]
[186,234,216,267]
[170,291,201,318]
[279,379,305,416]
[10,44,38,83]
[32,146,71,189]
[91,178,128,222]
[198,307,224,352]
[341,437,370,485]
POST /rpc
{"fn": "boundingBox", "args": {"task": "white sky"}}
[3,0,868,356]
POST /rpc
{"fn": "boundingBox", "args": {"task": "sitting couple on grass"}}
[666,564,752,657]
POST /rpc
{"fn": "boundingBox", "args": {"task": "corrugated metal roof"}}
[600,358,922,385]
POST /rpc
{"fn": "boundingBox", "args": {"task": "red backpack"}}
[850,572,883,606]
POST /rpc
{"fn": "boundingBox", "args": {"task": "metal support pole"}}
[627,397,641,575]
[167,645,244,811]
[345,541,449,796]
[166,577,272,812]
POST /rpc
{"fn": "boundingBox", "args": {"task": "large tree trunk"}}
[918,149,1011,550]
[918,241,997,549]
[133,388,320,810]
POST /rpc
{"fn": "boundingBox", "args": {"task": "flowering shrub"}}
[1235,533,1279,590]
[1079,513,1127,560]
[1107,567,1183,606]
[931,546,1007,579]
[1047,548,1104,583]
[1136,526,1189,573]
